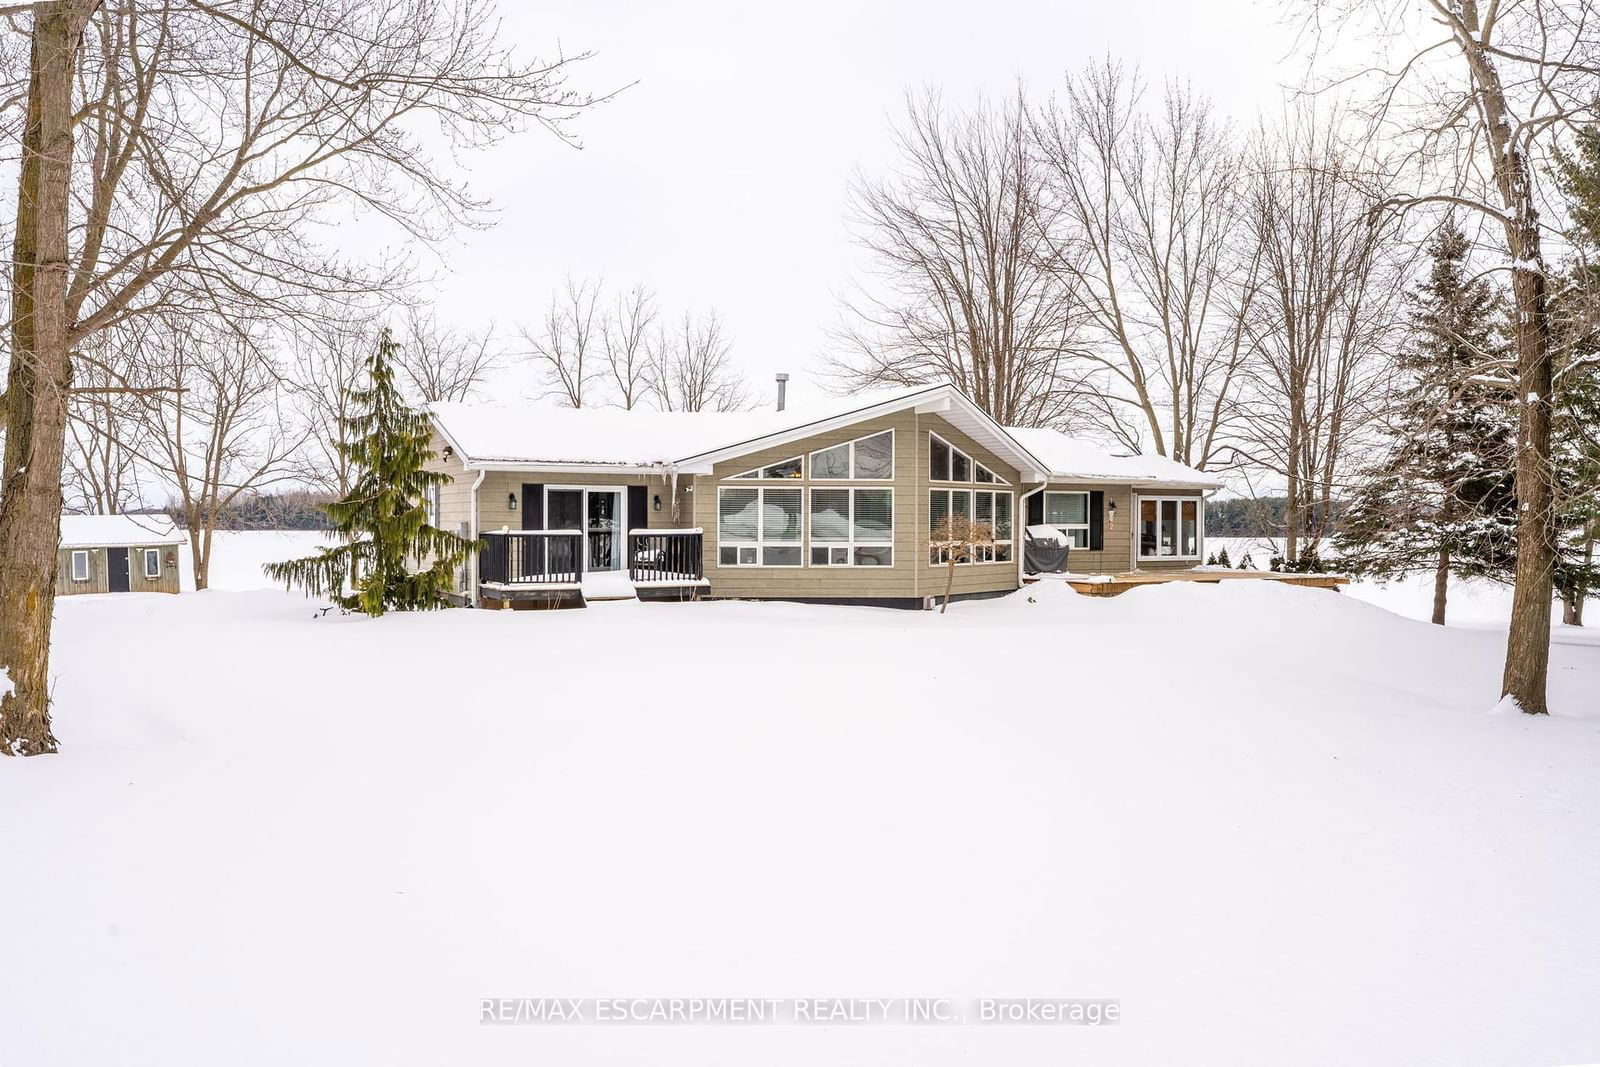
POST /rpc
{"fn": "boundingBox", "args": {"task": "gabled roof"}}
[429,384,1053,479]
[1004,426,1223,489]
[60,514,182,548]
[426,384,1222,489]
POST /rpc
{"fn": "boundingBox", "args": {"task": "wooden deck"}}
[1028,569,1350,598]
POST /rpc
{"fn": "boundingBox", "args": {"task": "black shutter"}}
[520,484,544,530]
[1026,492,1044,527]
[1089,490,1105,551]
[628,485,649,533]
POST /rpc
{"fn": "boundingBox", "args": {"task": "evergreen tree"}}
[1551,121,1600,624]
[1336,220,1519,624]
[266,329,475,616]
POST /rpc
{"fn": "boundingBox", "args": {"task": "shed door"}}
[107,547,130,592]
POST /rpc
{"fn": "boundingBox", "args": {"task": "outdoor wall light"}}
[1108,500,1117,524]
[653,494,662,512]
[507,493,518,512]
[441,446,454,462]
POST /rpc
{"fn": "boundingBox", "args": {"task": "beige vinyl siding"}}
[1033,482,1206,574]
[1035,483,1134,576]
[55,543,182,595]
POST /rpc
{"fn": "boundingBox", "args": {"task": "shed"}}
[57,515,184,596]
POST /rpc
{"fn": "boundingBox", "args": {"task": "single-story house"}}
[424,382,1227,609]
[57,514,183,596]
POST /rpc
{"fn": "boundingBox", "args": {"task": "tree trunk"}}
[1431,547,1450,626]
[1563,538,1593,627]
[0,3,91,756]
[1448,20,1556,714]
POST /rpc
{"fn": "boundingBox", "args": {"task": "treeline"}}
[1206,497,1345,539]
[161,491,334,532]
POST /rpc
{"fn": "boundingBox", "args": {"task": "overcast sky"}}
[415,0,1315,410]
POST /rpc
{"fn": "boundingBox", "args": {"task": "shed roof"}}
[60,514,183,548]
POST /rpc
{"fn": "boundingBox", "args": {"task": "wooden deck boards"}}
[1030,569,1350,597]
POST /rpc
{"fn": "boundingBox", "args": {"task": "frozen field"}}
[3,531,1598,1065]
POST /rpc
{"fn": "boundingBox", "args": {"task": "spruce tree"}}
[1336,221,1519,624]
[1551,120,1600,624]
[266,328,475,616]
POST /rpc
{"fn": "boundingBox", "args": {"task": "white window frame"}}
[927,489,1014,566]
[716,485,804,568]
[423,482,441,527]
[808,430,895,481]
[929,431,1008,484]
[1044,491,1092,550]
[730,455,804,480]
[808,487,894,567]
[1136,495,1204,561]
[70,549,90,582]
[143,548,162,580]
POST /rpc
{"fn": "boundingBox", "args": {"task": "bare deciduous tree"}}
[1235,110,1408,565]
[63,324,149,513]
[522,275,602,408]
[394,304,496,405]
[287,313,373,498]
[138,318,304,591]
[1,0,599,753]
[929,514,995,614]
[646,309,751,412]
[1034,62,1261,467]
[831,89,1085,426]
[602,284,656,409]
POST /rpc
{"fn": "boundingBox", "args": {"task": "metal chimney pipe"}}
[775,372,789,412]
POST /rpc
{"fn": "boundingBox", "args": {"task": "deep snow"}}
[3,533,1598,1065]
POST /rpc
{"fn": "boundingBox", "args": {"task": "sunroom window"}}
[810,430,893,480]
[810,488,894,566]
[718,486,802,566]
[928,489,1013,565]
[1044,491,1091,549]
[1138,497,1201,560]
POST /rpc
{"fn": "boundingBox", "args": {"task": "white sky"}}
[412,0,1315,410]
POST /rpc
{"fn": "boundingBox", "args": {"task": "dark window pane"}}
[929,435,950,481]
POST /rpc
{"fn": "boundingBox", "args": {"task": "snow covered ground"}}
[1209,535,1592,630]
[3,532,1599,1065]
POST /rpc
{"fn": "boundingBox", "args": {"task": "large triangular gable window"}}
[809,430,894,481]
[929,432,1008,484]
[730,456,803,480]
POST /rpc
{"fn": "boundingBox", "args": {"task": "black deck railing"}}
[479,531,584,586]
[627,529,703,584]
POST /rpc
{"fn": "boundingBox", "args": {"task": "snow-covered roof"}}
[1004,426,1223,489]
[429,384,1049,477]
[427,384,1219,488]
[59,514,182,548]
